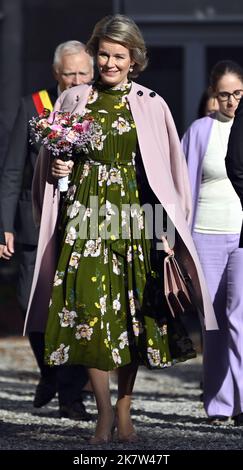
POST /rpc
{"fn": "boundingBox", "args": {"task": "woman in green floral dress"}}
[47,82,174,369]
[46,15,196,444]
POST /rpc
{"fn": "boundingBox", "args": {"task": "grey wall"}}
[1,0,243,134]
[0,0,113,131]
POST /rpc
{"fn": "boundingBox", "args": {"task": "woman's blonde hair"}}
[86,14,148,78]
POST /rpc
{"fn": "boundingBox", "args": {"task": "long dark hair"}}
[210,60,243,91]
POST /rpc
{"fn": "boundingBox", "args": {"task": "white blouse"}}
[194,112,243,234]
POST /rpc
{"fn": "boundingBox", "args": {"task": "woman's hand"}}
[0,232,14,260]
[161,235,174,256]
[51,159,74,179]
[0,244,5,258]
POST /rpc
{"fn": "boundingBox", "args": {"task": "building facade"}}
[1,0,243,136]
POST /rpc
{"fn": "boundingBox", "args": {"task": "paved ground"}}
[0,336,242,452]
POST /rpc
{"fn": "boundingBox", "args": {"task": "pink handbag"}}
[162,236,201,318]
[164,254,193,318]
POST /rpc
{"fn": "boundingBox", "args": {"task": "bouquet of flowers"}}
[30,109,100,191]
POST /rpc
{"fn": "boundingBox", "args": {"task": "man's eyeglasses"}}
[61,72,86,78]
[217,90,243,102]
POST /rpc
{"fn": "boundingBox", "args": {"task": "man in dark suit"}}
[0,113,8,250]
[0,41,94,420]
[0,113,9,172]
[0,215,5,251]
[226,97,243,249]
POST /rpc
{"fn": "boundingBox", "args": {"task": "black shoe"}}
[233,413,243,426]
[207,415,229,425]
[33,377,57,408]
[59,400,93,421]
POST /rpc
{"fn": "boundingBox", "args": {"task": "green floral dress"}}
[45,82,196,371]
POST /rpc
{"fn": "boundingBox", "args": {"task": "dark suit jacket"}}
[0,114,9,171]
[0,87,57,246]
[0,213,5,245]
[0,114,8,245]
[225,97,243,247]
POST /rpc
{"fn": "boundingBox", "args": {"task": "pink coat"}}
[24,81,218,334]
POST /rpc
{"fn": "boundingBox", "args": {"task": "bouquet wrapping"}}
[30,109,100,191]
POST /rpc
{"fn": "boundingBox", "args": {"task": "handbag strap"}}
[171,256,190,301]
[162,236,190,316]
[162,235,190,299]
[164,255,178,295]
[161,235,174,255]
[164,256,175,317]
[164,254,191,315]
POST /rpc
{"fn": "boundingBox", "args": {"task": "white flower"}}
[98,165,108,186]
[53,271,63,286]
[112,253,121,275]
[83,238,101,257]
[121,210,130,238]
[65,226,77,246]
[159,324,167,336]
[87,89,98,104]
[80,162,91,183]
[67,200,81,219]
[138,245,144,262]
[67,184,77,201]
[69,251,81,269]
[66,129,77,143]
[113,293,121,314]
[112,348,122,365]
[147,347,161,367]
[131,208,144,230]
[127,246,132,263]
[106,322,111,342]
[105,200,116,222]
[100,294,107,315]
[92,130,106,151]
[49,344,70,365]
[58,307,77,327]
[82,207,92,221]
[118,331,129,349]
[103,247,108,264]
[128,290,136,316]
[75,323,93,340]
[132,319,143,337]
[121,94,130,109]
[111,116,131,135]
[121,209,128,227]
[37,118,49,130]
[107,168,122,185]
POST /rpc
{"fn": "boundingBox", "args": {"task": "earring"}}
[129,66,134,72]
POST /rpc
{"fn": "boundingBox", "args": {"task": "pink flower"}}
[29,109,100,159]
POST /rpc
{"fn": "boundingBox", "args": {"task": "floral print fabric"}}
[45,82,195,371]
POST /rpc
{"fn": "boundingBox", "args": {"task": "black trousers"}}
[18,244,88,405]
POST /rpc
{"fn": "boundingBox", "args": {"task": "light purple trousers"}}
[193,232,243,417]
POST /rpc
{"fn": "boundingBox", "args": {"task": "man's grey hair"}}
[53,40,94,70]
